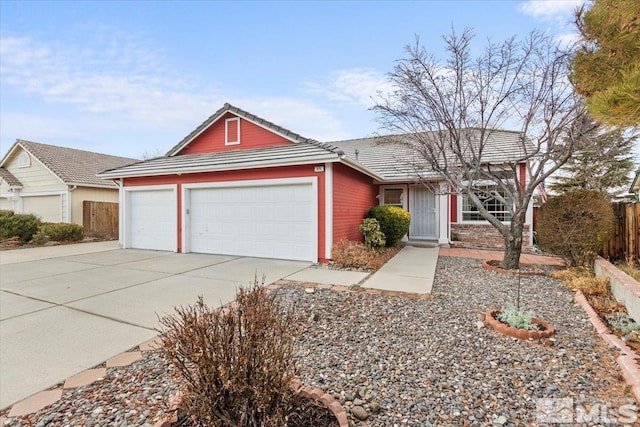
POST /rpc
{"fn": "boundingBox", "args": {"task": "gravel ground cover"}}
[2,256,635,426]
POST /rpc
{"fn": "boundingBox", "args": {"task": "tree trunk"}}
[501,215,525,270]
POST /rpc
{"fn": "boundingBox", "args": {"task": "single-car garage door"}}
[126,188,176,251]
[22,195,63,222]
[186,180,316,261]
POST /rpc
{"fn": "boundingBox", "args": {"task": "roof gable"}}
[1,140,139,188]
[166,103,316,156]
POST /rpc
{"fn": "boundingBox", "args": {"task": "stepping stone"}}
[8,389,62,417]
[106,351,142,367]
[64,368,107,389]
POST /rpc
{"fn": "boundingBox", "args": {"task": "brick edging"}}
[485,309,555,340]
[574,290,640,402]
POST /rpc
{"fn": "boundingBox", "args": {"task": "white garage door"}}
[188,182,316,261]
[22,195,62,222]
[127,189,176,251]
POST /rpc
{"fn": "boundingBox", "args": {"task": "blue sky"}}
[0,0,585,159]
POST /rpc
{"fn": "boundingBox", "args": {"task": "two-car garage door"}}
[186,181,316,261]
[125,179,317,262]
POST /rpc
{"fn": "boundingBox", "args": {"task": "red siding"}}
[124,164,326,258]
[332,163,378,245]
[178,113,292,155]
[519,163,527,191]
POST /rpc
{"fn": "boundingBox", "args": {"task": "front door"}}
[409,185,437,239]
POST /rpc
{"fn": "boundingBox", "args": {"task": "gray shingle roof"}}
[4,140,139,188]
[165,103,318,156]
[98,143,343,179]
[328,129,531,181]
[0,167,22,187]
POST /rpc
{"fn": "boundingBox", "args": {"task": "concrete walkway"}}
[363,246,439,294]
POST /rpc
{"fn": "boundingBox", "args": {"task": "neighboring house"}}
[0,140,138,224]
[98,103,534,262]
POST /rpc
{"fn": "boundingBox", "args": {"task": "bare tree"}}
[375,29,587,269]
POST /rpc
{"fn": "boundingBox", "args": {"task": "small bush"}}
[536,190,614,267]
[497,306,538,330]
[606,312,640,336]
[158,279,297,426]
[0,210,14,218]
[35,222,84,242]
[332,239,375,269]
[359,218,386,252]
[366,205,411,247]
[0,212,41,242]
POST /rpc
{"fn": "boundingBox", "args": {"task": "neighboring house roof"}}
[98,142,382,180]
[630,168,640,194]
[166,103,319,156]
[0,167,23,188]
[1,140,139,188]
[328,129,531,182]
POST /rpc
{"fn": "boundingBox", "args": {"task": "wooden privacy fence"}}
[602,202,640,262]
[83,201,119,238]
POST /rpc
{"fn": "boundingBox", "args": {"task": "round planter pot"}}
[485,309,555,340]
[482,260,545,276]
[154,380,349,427]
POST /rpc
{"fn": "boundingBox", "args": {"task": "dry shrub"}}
[332,239,375,269]
[570,276,610,296]
[551,268,623,315]
[158,280,296,427]
[536,190,614,267]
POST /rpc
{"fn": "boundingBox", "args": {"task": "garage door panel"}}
[188,183,315,261]
[127,189,175,251]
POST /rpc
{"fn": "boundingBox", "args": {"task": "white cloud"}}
[519,0,585,20]
[306,68,392,108]
[0,30,219,127]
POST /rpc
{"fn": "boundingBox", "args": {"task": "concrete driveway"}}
[0,242,312,409]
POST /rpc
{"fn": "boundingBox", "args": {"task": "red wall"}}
[178,112,292,155]
[124,164,326,258]
[332,163,378,245]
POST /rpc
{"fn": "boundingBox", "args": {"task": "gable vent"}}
[225,117,240,146]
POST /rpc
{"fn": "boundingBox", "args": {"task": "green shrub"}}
[366,205,411,247]
[0,212,41,242]
[159,279,297,426]
[0,210,14,218]
[497,306,538,330]
[536,190,614,267]
[359,218,386,252]
[35,222,84,242]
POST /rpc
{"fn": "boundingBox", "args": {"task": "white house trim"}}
[438,182,449,244]
[324,162,333,260]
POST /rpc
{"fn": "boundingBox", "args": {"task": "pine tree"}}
[570,0,640,127]
[549,117,636,196]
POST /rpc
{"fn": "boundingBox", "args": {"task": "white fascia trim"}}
[66,182,119,189]
[182,177,318,262]
[324,162,333,260]
[438,182,449,244]
[339,158,384,182]
[122,184,178,251]
[97,155,340,179]
[18,190,66,197]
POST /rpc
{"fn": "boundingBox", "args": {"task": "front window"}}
[462,185,513,221]
[383,188,403,207]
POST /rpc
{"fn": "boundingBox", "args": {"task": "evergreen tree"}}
[570,0,640,127]
[549,117,636,196]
